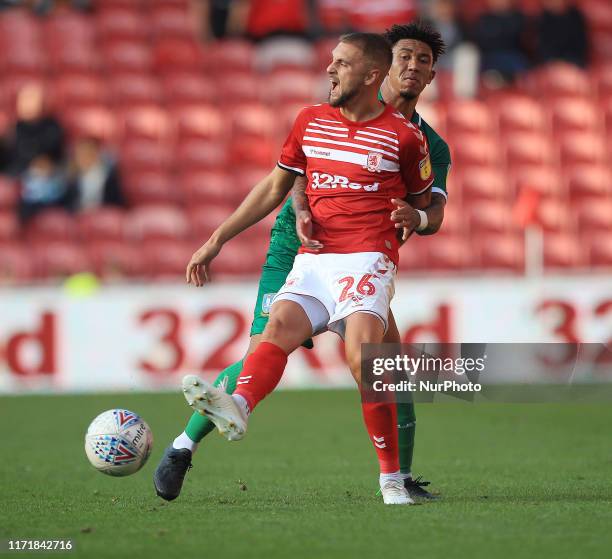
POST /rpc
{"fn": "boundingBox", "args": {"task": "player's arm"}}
[186,166,296,286]
[392,138,450,238]
[292,175,323,251]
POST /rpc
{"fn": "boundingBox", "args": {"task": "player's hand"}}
[186,239,221,286]
[296,210,324,251]
[390,198,421,242]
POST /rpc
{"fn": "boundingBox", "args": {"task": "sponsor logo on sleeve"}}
[419,155,432,181]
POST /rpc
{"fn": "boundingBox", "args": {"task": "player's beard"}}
[399,89,420,101]
[329,83,359,107]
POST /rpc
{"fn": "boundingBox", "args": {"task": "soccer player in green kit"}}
[154,22,450,501]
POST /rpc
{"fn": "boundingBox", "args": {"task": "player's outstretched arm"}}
[186,166,296,286]
[292,175,323,251]
[390,192,446,241]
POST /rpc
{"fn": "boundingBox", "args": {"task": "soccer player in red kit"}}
[183,33,433,505]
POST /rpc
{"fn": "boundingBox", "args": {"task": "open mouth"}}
[329,78,339,92]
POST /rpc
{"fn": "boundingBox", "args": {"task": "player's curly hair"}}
[384,22,446,65]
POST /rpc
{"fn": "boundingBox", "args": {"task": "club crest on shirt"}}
[419,155,432,181]
[366,152,383,172]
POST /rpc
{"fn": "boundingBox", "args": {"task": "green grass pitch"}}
[1,390,611,559]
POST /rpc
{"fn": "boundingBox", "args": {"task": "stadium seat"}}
[51,74,108,109]
[493,95,548,133]
[232,102,279,140]
[212,238,267,276]
[0,177,19,210]
[188,204,234,241]
[566,164,612,200]
[25,209,77,243]
[421,234,473,272]
[102,40,153,73]
[172,105,226,141]
[120,140,173,173]
[450,132,501,167]
[143,239,194,279]
[232,167,271,197]
[0,210,19,241]
[150,6,194,38]
[34,241,91,279]
[153,39,204,73]
[77,208,127,242]
[468,200,520,234]
[209,40,254,73]
[47,44,101,73]
[575,199,612,234]
[120,105,171,143]
[88,240,145,279]
[123,171,182,206]
[558,131,608,165]
[0,242,34,283]
[217,72,262,104]
[543,232,587,269]
[535,197,577,233]
[460,166,510,201]
[511,164,565,199]
[162,73,217,104]
[96,9,148,42]
[110,75,164,106]
[594,63,612,99]
[549,98,601,133]
[62,105,118,143]
[529,63,593,98]
[181,171,241,205]
[476,233,525,272]
[175,138,229,171]
[588,232,612,267]
[504,131,556,166]
[446,100,495,135]
[126,204,191,241]
[260,69,322,104]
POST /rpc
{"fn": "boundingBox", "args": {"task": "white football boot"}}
[380,479,414,505]
[182,375,247,441]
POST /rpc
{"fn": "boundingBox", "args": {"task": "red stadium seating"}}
[493,95,548,133]
[77,208,127,242]
[0,242,35,283]
[25,209,77,243]
[446,100,496,135]
[102,40,153,73]
[188,204,234,241]
[172,105,226,141]
[549,98,601,134]
[468,200,520,234]
[460,166,510,201]
[0,211,20,241]
[34,241,91,279]
[143,239,194,279]
[51,74,108,109]
[476,233,524,272]
[120,105,172,143]
[208,40,254,73]
[217,72,262,104]
[511,164,565,199]
[535,197,578,233]
[526,63,594,99]
[123,171,182,206]
[450,132,501,167]
[558,131,608,165]
[153,39,205,73]
[126,204,191,241]
[504,131,557,166]
[422,234,473,272]
[88,240,145,279]
[576,198,612,234]
[120,139,173,172]
[110,75,164,106]
[175,138,229,171]
[0,177,19,210]
[96,9,148,41]
[588,232,612,267]
[162,73,217,105]
[212,238,267,276]
[62,105,118,143]
[181,171,241,205]
[543,232,587,269]
[150,6,194,38]
[260,69,322,104]
[566,163,612,200]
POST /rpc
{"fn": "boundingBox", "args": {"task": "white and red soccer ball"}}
[85,409,153,476]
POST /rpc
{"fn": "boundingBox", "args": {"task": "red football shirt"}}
[278,103,434,265]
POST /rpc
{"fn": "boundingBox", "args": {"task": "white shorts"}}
[273,252,396,339]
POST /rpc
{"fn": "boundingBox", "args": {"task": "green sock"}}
[397,400,416,475]
[184,359,244,443]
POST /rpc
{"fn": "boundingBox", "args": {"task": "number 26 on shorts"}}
[337,274,377,302]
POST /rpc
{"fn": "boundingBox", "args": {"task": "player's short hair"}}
[384,22,446,65]
[339,32,393,72]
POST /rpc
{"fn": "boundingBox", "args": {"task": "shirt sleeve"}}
[399,123,435,195]
[278,108,308,176]
[430,139,451,199]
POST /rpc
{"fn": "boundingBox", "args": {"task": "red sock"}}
[361,402,399,474]
[234,342,288,411]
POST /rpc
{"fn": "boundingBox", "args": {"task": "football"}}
[85,409,153,477]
